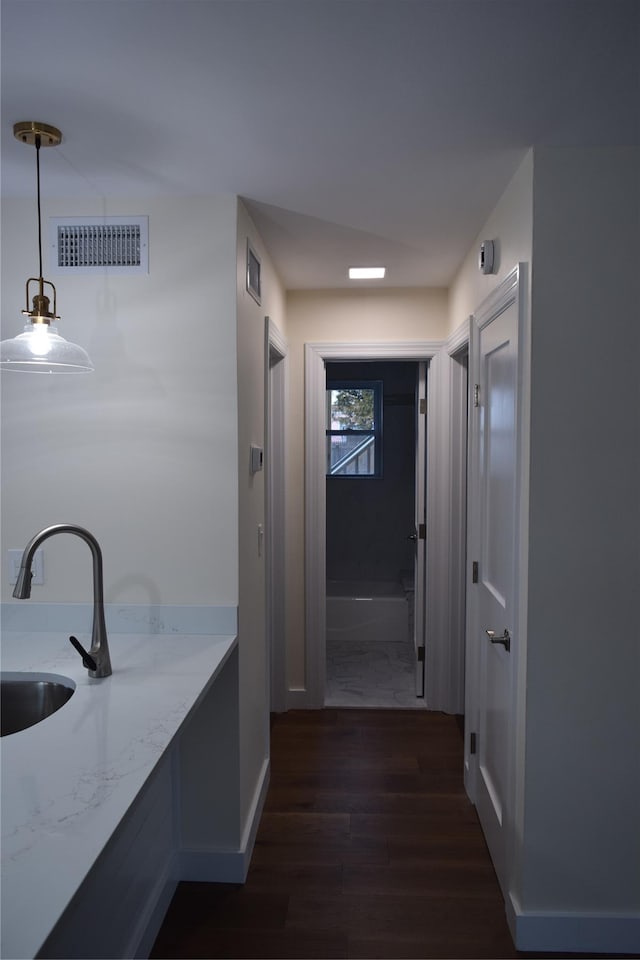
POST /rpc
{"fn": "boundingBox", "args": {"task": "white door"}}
[411,362,427,697]
[468,269,523,894]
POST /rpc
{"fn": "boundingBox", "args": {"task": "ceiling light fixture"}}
[348,267,386,280]
[0,122,94,373]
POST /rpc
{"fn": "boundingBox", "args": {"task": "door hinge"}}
[470,732,477,755]
[418,522,426,540]
[472,561,479,583]
[473,383,480,407]
[417,646,425,662]
[419,398,427,415]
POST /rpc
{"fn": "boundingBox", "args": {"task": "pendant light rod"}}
[31,133,53,316]
[13,121,63,287]
[35,132,43,280]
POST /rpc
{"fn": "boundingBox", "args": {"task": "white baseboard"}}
[507,893,640,953]
[178,847,250,883]
[240,755,270,878]
[178,756,271,885]
[286,686,315,708]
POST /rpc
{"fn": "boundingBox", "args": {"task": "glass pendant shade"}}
[0,321,94,373]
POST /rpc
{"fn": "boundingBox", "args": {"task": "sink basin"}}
[1,673,76,737]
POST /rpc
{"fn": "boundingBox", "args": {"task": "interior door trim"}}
[304,339,449,709]
[464,263,531,899]
[265,317,288,713]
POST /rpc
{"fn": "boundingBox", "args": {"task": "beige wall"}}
[1,195,239,606]
[282,158,533,693]
[284,288,448,691]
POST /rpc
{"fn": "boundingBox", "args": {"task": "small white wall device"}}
[250,444,264,474]
[478,239,496,275]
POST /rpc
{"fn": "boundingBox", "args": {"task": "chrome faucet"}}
[13,524,112,678]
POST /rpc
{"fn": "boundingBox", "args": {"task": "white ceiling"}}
[2,0,638,289]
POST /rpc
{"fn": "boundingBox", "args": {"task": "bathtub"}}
[326,579,410,643]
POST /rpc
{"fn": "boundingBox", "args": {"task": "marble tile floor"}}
[325,635,427,709]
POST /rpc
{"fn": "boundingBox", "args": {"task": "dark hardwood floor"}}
[151,709,634,959]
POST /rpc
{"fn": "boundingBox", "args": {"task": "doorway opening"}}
[324,359,426,709]
[304,337,466,714]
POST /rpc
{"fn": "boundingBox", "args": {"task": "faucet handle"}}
[69,635,97,672]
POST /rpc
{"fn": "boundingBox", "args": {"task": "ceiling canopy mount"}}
[13,121,62,148]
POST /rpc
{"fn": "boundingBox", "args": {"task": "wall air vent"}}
[49,216,148,275]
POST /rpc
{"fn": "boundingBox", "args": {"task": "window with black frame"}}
[326,381,383,477]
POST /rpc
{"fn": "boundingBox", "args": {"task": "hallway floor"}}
[150,709,626,959]
[325,637,426,709]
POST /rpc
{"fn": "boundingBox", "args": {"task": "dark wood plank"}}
[256,810,350,842]
[155,708,629,960]
[152,926,349,959]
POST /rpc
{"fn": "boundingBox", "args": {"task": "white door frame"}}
[265,317,288,713]
[464,265,530,888]
[445,322,471,716]
[304,339,455,709]
[413,361,428,698]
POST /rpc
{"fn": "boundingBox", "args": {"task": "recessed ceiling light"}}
[348,267,386,280]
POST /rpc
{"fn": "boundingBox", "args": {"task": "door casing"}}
[464,264,530,903]
[413,361,428,697]
[265,317,288,713]
[303,339,465,711]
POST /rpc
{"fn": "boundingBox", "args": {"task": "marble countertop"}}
[1,629,237,960]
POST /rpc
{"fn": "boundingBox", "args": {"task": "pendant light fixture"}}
[0,122,94,373]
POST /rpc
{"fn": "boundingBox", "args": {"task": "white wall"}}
[235,200,286,831]
[2,191,287,873]
[521,146,640,916]
[284,288,447,692]
[1,195,239,607]
[449,150,533,333]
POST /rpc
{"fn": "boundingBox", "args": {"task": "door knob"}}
[407,533,417,542]
[485,628,511,652]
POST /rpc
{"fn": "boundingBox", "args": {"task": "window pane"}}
[326,380,382,478]
[328,434,376,475]
[329,388,375,431]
